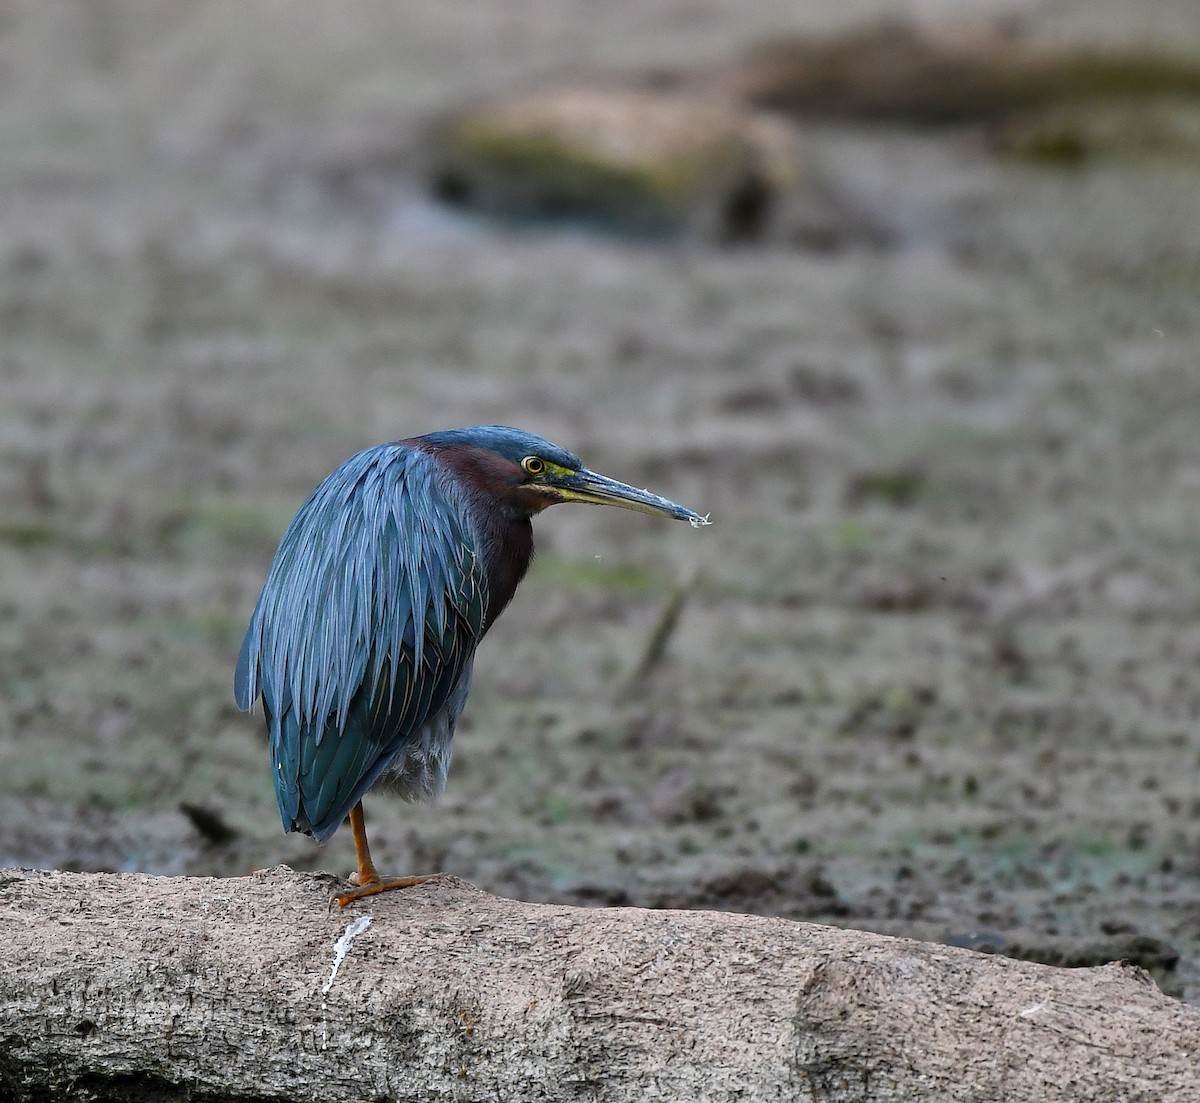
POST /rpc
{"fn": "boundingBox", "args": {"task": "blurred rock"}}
[428,85,803,242]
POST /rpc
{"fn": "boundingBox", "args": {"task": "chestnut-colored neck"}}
[420,442,537,632]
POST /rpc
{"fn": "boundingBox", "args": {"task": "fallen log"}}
[0,866,1196,1102]
[704,20,1200,123]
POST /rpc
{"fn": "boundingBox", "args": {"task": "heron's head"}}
[418,426,710,525]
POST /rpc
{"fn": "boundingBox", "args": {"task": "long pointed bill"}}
[553,468,712,526]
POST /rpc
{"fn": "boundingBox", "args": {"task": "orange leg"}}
[334,801,434,907]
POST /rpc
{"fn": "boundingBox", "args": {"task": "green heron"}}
[235,426,708,905]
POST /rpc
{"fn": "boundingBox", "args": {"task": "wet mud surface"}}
[1,2,1199,1002]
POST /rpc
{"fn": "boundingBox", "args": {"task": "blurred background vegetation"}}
[1,0,1199,1000]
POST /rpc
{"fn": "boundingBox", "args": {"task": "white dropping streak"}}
[323,914,372,995]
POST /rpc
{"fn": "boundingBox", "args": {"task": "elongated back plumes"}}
[235,444,487,838]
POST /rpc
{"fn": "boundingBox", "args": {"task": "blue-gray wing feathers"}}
[235,444,487,841]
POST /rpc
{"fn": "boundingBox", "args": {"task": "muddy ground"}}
[2,1,1200,1002]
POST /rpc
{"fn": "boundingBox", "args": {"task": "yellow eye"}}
[521,456,545,476]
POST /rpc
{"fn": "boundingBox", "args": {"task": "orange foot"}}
[335,801,442,906]
[335,873,435,908]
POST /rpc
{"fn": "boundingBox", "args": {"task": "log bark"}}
[0,866,1196,1102]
